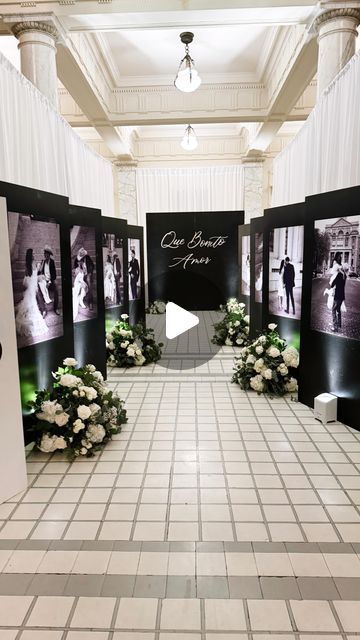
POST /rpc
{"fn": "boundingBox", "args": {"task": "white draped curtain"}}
[0,51,114,215]
[136,165,244,228]
[272,48,360,207]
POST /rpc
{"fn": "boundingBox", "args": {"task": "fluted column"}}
[242,157,265,223]
[315,8,360,98]
[12,21,59,108]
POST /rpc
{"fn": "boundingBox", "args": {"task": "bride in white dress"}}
[72,264,88,320]
[104,256,116,303]
[15,248,48,339]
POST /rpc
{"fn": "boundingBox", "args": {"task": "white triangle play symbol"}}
[166,302,199,340]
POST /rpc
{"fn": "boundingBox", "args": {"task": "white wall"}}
[0,197,27,504]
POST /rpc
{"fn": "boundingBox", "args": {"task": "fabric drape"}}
[0,51,114,215]
[136,165,245,229]
[272,49,360,207]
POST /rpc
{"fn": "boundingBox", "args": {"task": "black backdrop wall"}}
[263,202,305,350]
[1,181,73,415]
[147,211,244,310]
[300,185,360,430]
[128,224,145,326]
[101,216,129,331]
[68,204,107,378]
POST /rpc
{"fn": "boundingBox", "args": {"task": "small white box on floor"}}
[314,393,337,424]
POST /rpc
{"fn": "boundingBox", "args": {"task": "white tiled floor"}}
[1,313,360,637]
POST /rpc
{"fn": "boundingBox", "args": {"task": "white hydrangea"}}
[282,346,299,368]
[36,400,63,423]
[246,354,256,365]
[127,346,135,357]
[59,374,80,388]
[54,436,67,450]
[262,368,273,380]
[135,353,146,366]
[77,405,92,420]
[92,371,104,382]
[38,434,58,453]
[63,357,78,367]
[255,345,264,355]
[277,363,288,376]
[81,438,92,449]
[267,346,281,358]
[250,374,264,392]
[73,419,85,433]
[258,335,267,344]
[89,403,101,416]
[268,323,277,331]
[286,377,298,392]
[79,386,97,401]
[54,412,70,427]
[86,424,106,444]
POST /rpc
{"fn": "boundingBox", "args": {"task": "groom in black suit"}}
[284,256,295,315]
[37,245,59,316]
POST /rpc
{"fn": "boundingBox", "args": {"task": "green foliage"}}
[212,298,250,347]
[107,315,163,368]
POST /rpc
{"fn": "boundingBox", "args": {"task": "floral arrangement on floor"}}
[106,314,163,367]
[232,323,299,396]
[29,358,127,459]
[146,299,166,314]
[212,298,250,347]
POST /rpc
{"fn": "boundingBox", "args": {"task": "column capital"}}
[11,21,58,41]
[314,8,360,32]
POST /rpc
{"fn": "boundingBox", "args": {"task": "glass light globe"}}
[181,126,198,151]
[175,67,202,93]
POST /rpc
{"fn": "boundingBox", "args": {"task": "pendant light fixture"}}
[174,32,202,93]
[181,124,198,151]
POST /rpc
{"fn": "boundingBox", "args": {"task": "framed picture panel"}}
[101,217,129,332]
[68,204,107,378]
[300,185,360,431]
[238,223,251,314]
[127,224,145,325]
[250,216,265,337]
[263,202,306,350]
[0,180,73,422]
[146,211,244,310]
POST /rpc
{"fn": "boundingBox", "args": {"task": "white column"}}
[116,165,138,225]
[242,158,265,223]
[315,8,360,98]
[12,21,59,108]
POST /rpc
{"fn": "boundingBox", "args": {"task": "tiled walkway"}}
[1,313,360,637]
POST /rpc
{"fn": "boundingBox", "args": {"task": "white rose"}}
[77,405,91,420]
[244,326,249,334]
[108,342,115,351]
[79,386,97,401]
[135,349,142,356]
[236,337,243,345]
[120,329,127,337]
[239,302,245,308]
[106,334,113,342]
[262,368,273,380]
[268,323,277,331]
[54,412,70,427]
[255,346,263,354]
[282,346,299,368]
[89,403,101,416]
[73,419,85,433]
[135,354,146,366]
[81,438,93,449]
[72,390,79,397]
[59,374,80,388]
[246,354,256,365]
[225,338,233,346]
[80,447,88,455]
[244,315,250,324]
[259,336,267,344]
[250,374,264,393]
[54,436,67,450]
[63,357,77,367]
[241,347,248,357]
[121,314,129,320]
[86,424,106,443]
[127,347,135,357]
[120,342,127,348]
[254,358,264,373]
[234,320,240,327]
[286,377,298,392]
[93,371,103,382]
[267,346,281,358]
[38,434,57,453]
[277,363,288,376]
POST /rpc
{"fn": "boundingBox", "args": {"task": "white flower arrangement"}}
[146,299,166,314]
[106,318,163,368]
[212,298,250,347]
[232,324,299,397]
[29,358,127,459]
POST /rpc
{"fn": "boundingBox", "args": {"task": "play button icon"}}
[166,302,199,340]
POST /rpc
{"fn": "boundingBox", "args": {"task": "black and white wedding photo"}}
[128,238,141,301]
[71,225,97,322]
[102,233,124,308]
[311,215,360,340]
[7,212,64,349]
[255,231,263,303]
[269,225,304,320]
[241,235,250,296]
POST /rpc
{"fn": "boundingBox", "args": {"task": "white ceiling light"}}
[174,32,201,93]
[181,125,198,151]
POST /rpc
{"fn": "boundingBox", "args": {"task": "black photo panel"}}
[250,217,265,337]
[127,224,145,326]
[68,205,106,378]
[300,185,360,431]
[101,216,129,332]
[146,211,244,311]
[238,223,251,314]
[0,180,73,423]
[263,202,306,351]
